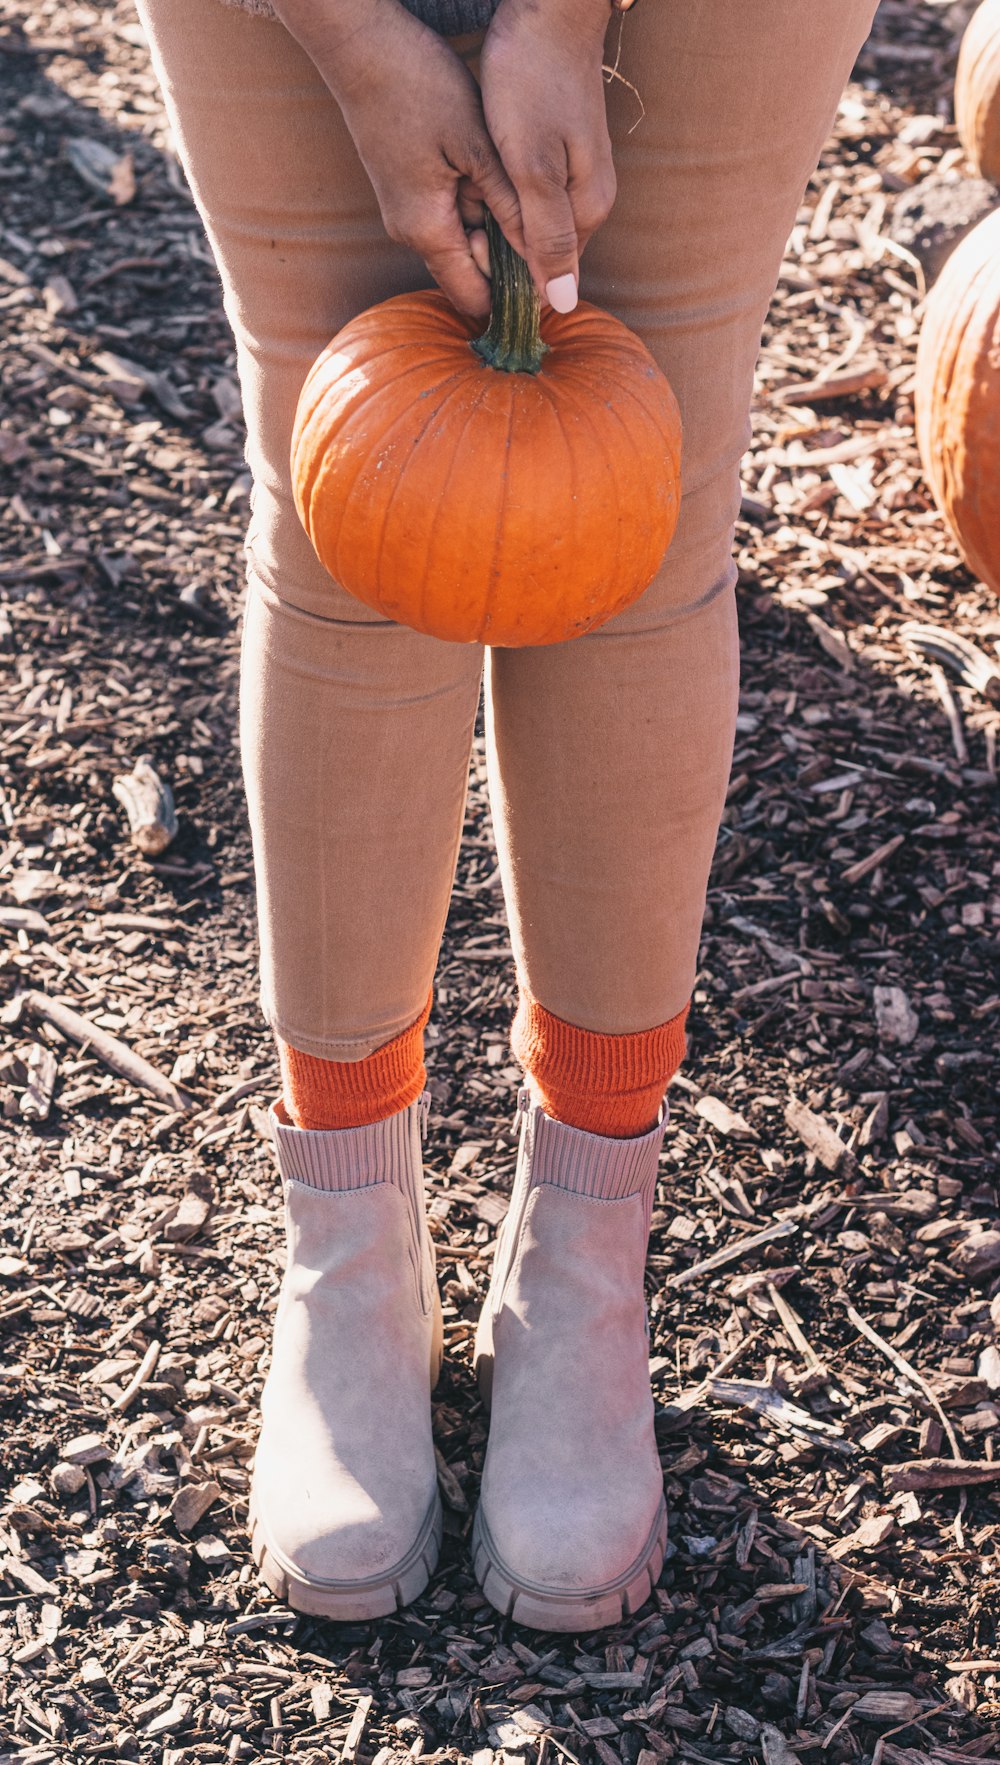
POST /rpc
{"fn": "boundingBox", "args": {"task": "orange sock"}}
[510,987,689,1139]
[276,985,433,1130]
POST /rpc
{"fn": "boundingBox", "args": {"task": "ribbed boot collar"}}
[266,1090,435,1314]
[514,1084,668,1235]
[267,1089,430,1190]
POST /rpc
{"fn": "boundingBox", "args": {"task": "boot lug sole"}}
[248,1484,443,1620]
[471,1495,668,1633]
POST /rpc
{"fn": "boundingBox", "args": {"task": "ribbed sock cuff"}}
[511,989,689,1139]
[276,986,433,1131]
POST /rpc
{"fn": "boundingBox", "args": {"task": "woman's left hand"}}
[477,0,616,314]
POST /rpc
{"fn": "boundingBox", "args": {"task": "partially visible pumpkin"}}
[915,204,1000,595]
[290,214,682,647]
[956,0,1000,182]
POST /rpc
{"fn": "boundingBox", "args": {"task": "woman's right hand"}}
[269,0,523,317]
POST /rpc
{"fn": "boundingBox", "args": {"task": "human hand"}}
[270,0,524,315]
[478,0,616,313]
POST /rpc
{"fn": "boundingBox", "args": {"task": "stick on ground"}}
[5,990,193,1114]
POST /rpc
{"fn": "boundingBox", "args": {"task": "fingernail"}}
[545,273,578,314]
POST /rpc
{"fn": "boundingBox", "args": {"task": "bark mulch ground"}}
[1,1,999,1761]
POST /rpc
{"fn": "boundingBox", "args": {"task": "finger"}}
[457,178,485,231]
[459,137,528,260]
[468,226,490,279]
[417,206,493,317]
[507,153,579,312]
[567,153,617,261]
[384,193,492,317]
[456,188,501,280]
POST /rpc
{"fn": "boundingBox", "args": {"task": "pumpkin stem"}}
[472,209,548,376]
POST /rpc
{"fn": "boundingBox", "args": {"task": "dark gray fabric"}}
[217,0,501,33]
[402,0,500,29]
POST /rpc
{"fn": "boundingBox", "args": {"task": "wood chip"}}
[784,1099,849,1172]
[170,1480,221,1534]
[773,362,888,406]
[111,754,178,855]
[5,990,193,1112]
[884,1459,1000,1493]
[695,1095,755,1138]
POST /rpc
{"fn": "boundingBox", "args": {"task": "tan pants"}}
[134,0,877,1061]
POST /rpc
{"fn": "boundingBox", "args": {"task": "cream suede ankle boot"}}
[473,1083,669,1631]
[248,1089,443,1619]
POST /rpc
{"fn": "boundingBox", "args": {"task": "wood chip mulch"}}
[1,1,998,1761]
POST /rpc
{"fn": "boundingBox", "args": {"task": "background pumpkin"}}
[956,0,1000,182]
[915,204,1000,597]
[290,215,682,647]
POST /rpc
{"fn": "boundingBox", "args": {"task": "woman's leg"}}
[132,0,490,1618]
[134,0,486,1126]
[473,0,881,1630]
[486,0,879,1136]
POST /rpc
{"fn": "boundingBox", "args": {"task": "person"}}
[133,0,879,1631]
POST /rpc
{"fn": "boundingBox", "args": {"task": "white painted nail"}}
[545,272,578,314]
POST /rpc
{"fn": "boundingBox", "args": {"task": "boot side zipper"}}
[409,1091,435,1315]
[490,1087,537,1315]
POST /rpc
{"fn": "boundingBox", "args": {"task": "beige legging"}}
[134,0,877,1062]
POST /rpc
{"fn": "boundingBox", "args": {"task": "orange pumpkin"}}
[290,214,681,646]
[956,0,1000,181]
[915,205,1000,596]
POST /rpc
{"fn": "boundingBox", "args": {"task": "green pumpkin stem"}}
[472,209,548,375]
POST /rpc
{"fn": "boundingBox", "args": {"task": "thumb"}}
[515,175,579,313]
